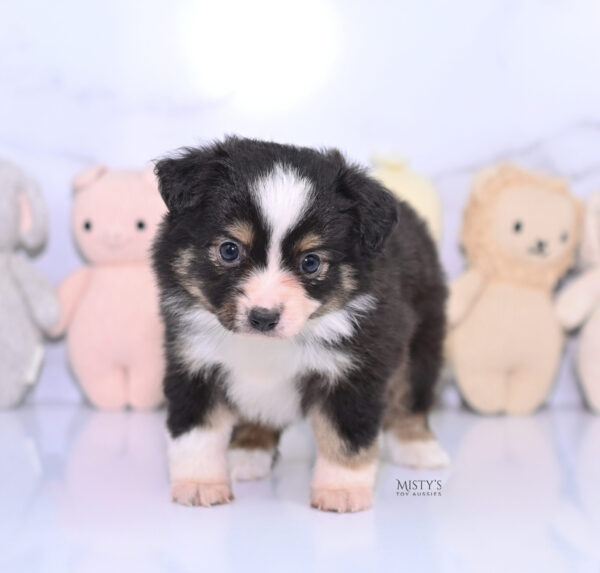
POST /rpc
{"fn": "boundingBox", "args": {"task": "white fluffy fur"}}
[312,455,377,489]
[228,448,273,481]
[386,435,450,469]
[173,293,378,427]
[299,295,377,345]
[168,418,235,483]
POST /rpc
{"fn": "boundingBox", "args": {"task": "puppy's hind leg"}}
[228,422,281,481]
[385,412,450,469]
[384,295,450,469]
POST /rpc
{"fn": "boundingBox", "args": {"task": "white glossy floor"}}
[1,406,599,573]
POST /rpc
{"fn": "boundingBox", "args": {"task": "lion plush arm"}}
[447,269,485,328]
[555,268,600,331]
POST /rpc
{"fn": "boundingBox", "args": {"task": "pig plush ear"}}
[72,165,108,192]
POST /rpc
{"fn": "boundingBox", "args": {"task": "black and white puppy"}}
[152,137,449,513]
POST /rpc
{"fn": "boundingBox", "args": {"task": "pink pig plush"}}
[52,166,167,409]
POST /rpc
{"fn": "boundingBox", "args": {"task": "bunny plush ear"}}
[579,192,600,269]
[17,172,48,253]
[72,165,108,192]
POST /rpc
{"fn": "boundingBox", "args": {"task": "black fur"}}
[152,136,447,454]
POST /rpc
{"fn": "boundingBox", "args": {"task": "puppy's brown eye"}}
[219,241,240,263]
[300,253,321,274]
[513,221,523,233]
[560,232,568,243]
[83,220,92,231]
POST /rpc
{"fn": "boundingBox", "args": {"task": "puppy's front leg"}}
[165,364,237,507]
[310,404,380,513]
[168,402,236,507]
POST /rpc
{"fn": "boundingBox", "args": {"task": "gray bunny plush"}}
[0,160,59,408]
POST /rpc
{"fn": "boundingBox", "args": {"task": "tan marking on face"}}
[230,422,280,451]
[309,263,357,318]
[296,232,322,253]
[216,296,240,331]
[226,220,254,246]
[239,268,320,337]
[173,247,214,309]
[340,264,358,293]
[311,408,377,469]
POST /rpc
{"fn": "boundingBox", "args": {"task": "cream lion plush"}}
[555,191,600,412]
[446,164,582,415]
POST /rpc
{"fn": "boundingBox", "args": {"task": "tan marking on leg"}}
[388,413,434,442]
[312,409,376,468]
[226,220,254,245]
[310,409,378,512]
[382,362,450,468]
[228,422,280,482]
[230,422,281,451]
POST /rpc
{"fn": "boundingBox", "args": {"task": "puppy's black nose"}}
[249,307,280,332]
[536,239,547,253]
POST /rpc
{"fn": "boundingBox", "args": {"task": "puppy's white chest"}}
[220,336,305,427]
[178,306,360,427]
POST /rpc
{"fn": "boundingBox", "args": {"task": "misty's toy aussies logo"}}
[396,479,443,497]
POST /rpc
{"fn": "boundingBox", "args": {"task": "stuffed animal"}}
[555,191,600,412]
[51,166,167,410]
[371,154,442,243]
[0,160,59,408]
[446,164,582,415]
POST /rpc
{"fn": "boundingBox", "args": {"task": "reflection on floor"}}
[1,406,598,573]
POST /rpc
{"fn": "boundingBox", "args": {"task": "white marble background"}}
[2,0,600,406]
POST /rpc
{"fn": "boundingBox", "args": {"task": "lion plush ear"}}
[580,192,600,268]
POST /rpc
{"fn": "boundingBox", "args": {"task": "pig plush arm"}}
[49,267,92,338]
[447,268,486,328]
[10,255,60,333]
[555,268,600,331]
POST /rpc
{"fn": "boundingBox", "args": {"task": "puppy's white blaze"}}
[244,165,317,335]
[168,417,235,483]
[251,163,314,268]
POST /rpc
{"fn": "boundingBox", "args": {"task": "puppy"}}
[152,137,449,513]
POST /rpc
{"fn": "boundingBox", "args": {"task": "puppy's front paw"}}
[310,487,373,513]
[170,480,234,507]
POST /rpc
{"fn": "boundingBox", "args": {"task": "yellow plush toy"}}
[371,155,442,243]
[446,164,582,415]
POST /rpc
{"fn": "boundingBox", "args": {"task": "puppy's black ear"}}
[154,143,231,212]
[336,160,398,257]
